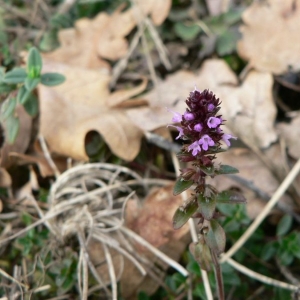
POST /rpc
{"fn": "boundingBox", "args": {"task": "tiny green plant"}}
[0,47,65,143]
[169,88,246,300]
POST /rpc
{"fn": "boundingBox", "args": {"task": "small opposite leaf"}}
[204,219,226,255]
[276,215,292,237]
[189,241,212,272]
[17,86,31,104]
[198,193,216,220]
[0,83,15,94]
[174,22,201,41]
[23,94,39,117]
[216,190,246,204]
[216,164,239,175]
[199,165,215,176]
[24,77,40,92]
[4,68,27,84]
[173,198,198,229]
[27,47,42,78]
[173,178,194,195]
[5,113,20,143]
[1,97,17,120]
[41,72,65,86]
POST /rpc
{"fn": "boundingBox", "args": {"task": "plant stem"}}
[211,250,225,300]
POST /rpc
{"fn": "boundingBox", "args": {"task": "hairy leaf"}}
[173,178,194,195]
[173,198,198,229]
[204,219,226,255]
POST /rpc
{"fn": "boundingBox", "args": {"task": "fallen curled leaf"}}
[126,184,190,248]
[0,167,11,188]
[120,183,190,297]
[127,59,277,149]
[237,0,300,74]
[43,2,171,69]
[38,61,145,161]
[277,112,300,159]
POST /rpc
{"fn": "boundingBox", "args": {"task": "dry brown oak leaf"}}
[277,112,300,160]
[38,60,146,161]
[237,0,300,74]
[127,59,277,150]
[42,0,171,68]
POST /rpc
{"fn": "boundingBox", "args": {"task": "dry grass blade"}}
[227,258,299,291]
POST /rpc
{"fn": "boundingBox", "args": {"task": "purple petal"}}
[207,104,215,112]
[194,123,203,132]
[222,133,237,146]
[167,108,182,123]
[188,141,201,156]
[184,112,195,121]
[207,117,221,128]
[199,134,215,151]
[168,125,184,140]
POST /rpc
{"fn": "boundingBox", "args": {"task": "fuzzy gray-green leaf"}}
[173,178,194,196]
[204,219,226,255]
[173,198,198,229]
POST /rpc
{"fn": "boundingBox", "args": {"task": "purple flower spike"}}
[188,141,201,156]
[167,125,184,140]
[184,112,195,121]
[208,104,215,112]
[207,117,221,128]
[199,134,215,151]
[167,108,182,123]
[194,123,203,132]
[222,133,237,146]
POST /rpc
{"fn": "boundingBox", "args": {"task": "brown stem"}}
[211,250,225,300]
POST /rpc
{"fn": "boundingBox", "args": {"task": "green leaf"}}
[4,68,27,84]
[41,72,65,86]
[173,198,198,229]
[199,165,215,176]
[173,178,194,195]
[23,94,39,117]
[189,241,212,272]
[0,82,15,94]
[5,113,20,143]
[17,85,31,104]
[0,67,5,82]
[174,22,201,41]
[1,97,17,120]
[216,190,246,204]
[24,77,40,92]
[27,47,42,78]
[216,29,239,56]
[198,193,216,220]
[204,220,226,255]
[39,29,59,52]
[261,242,276,261]
[216,164,239,175]
[276,215,292,237]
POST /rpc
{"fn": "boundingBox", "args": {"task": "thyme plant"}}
[169,88,246,300]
